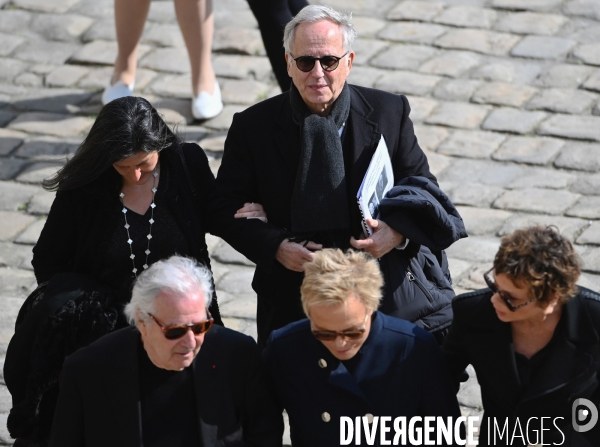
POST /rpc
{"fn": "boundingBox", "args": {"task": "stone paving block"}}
[142,23,185,48]
[491,0,561,11]
[30,13,93,42]
[28,190,55,215]
[220,316,257,340]
[493,188,580,214]
[12,88,92,114]
[573,43,600,66]
[140,47,190,74]
[570,173,600,195]
[413,124,449,152]
[448,258,472,283]
[0,181,42,212]
[352,16,387,37]
[15,137,79,160]
[0,10,33,34]
[434,29,520,56]
[147,74,191,99]
[511,36,577,60]
[445,236,501,263]
[199,134,226,154]
[375,71,442,96]
[470,58,543,85]
[439,159,525,186]
[0,110,16,127]
[538,114,600,141]
[0,268,34,300]
[581,248,600,274]
[72,40,150,66]
[0,386,10,414]
[0,159,27,180]
[71,0,113,18]
[482,108,547,134]
[0,129,26,156]
[220,79,270,105]
[146,0,177,23]
[0,211,36,241]
[387,0,445,21]
[219,294,257,320]
[346,66,387,88]
[208,260,229,287]
[422,150,452,177]
[526,88,597,114]
[153,97,191,125]
[14,72,43,88]
[579,272,600,291]
[565,23,600,45]
[457,206,513,236]
[433,79,483,101]
[403,96,437,122]
[472,82,538,107]
[418,51,483,78]
[351,38,389,66]
[494,12,567,35]
[447,182,505,207]
[425,102,491,129]
[213,27,265,56]
[567,196,600,219]
[563,0,600,21]
[437,130,506,159]
[535,64,595,88]
[16,162,63,184]
[378,22,449,45]
[433,6,497,29]
[8,112,94,138]
[213,55,272,82]
[459,264,493,291]
[46,65,89,88]
[577,223,600,245]
[203,104,246,131]
[492,136,564,165]
[554,142,600,172]
[0,32,25,58]
[583,69,600,92]
[12,0,80,13]
[15,218,45,245]
[216,264,255,295]
[13,40,79,65]
[212,240,254,267]
[81,17,116,42]
[498,215,590,241]
[370,44,437,71]
[509,166,577,189]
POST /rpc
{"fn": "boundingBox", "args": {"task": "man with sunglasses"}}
[49,255,283,447]
[211,4,450,350]
[263,249,460,446]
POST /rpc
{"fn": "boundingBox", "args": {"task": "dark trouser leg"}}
[247,0,309,92]
[256,292,305,350]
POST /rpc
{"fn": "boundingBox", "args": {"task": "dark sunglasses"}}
[149,310,213,340]
[291,52,349,73]
[311,313,369,341]
[483,268,536,312]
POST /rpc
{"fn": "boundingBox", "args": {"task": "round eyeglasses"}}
[291,52,349,73]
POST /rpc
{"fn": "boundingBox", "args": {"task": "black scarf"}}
[289,82,351,234]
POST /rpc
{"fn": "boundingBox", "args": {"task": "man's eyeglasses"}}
[149,310,213,340]
[291,52,349,73]
[311,313,369,341]
[483,268,536,312]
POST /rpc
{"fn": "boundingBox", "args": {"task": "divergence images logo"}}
[572,398,598,433]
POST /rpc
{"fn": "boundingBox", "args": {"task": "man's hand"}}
[350,218,405,259]
[275,239,323,272]
[234,202,267,222]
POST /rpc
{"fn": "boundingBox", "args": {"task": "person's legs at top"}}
[175,0,223,119]
[102,0,151,104]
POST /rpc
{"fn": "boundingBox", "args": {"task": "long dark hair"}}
[43,97,179,191]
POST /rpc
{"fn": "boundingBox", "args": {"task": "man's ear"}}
[285,53,293,77]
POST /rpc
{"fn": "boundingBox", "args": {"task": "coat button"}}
[318,359,327,368]
[322,412,331,422]
[365,413,374,424]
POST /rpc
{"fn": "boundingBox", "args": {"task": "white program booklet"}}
[356,135,394,237]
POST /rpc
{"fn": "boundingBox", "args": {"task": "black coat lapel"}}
[274,95,302,175]
[104,328,143,446]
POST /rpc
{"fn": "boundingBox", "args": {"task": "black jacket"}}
[50,325,284,447]
[210,84,443,344]
[442,287,600,446]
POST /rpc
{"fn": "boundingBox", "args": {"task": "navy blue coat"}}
[264,311,461,446]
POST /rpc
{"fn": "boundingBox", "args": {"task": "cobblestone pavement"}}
[1,0,600,444]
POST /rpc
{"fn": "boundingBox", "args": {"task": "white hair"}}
[283,5,357,55]
[124,255,214,327]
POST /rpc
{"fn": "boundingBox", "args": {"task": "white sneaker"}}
[102,79,135,105]
[191,80,223,120]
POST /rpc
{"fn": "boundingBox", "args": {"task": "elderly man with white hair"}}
[49,255,283,447]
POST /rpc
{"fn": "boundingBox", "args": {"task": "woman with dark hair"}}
[4,96,265,446]
[442,226,600,446]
